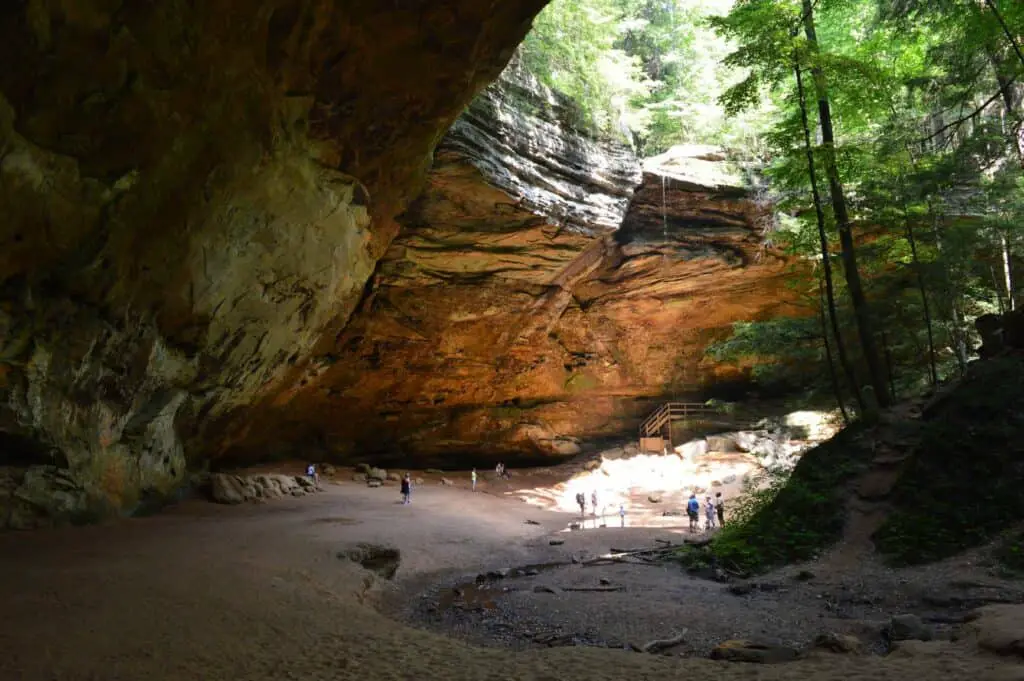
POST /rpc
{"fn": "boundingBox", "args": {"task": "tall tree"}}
[800,0,891,408]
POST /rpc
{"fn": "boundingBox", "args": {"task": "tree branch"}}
[917,76,1018,145]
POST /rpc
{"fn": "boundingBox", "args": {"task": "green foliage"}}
[520,0,776,151]
[873,357,1024,565]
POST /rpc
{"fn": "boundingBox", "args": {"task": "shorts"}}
[687,510,699,521]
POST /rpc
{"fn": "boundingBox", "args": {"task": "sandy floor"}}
[0,474,1021,681]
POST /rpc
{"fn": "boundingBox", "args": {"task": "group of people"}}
[574,490,600,517]
[307,461,726,531]
[686,492,725,532]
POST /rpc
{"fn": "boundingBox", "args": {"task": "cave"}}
[0,0,808,530]
[3,1,1024,680]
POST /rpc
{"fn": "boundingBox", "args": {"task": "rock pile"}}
[209,473,320,505]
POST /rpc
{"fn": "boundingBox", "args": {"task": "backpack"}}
[687,498,699,513]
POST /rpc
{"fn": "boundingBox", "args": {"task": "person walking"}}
[575,491,586,517]
[715,491,725,527]
[400,474,412,505]
[619,503,626,528]
[471,468,477,492]
[590,490,598,517]
[686,493,700,533]
[704,495,716,531]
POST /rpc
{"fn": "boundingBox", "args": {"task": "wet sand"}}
[0,476,1020,681]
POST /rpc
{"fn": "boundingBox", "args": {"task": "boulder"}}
[210,474,247,505]
[963,605,1024,657]
[440,477,454,486]
[352,473,368,483]
[888,614,933,642]
[210,473,320,505]
[367,467,388,482]
[710,639,802,664]
[1,466,92,529]
[676,439,708,459]
[812,633,864,654]
[386,472,401,482]
[706,434,738,452]
[367,479,383,488]
[647,494,662,503]
[321,464,337,476]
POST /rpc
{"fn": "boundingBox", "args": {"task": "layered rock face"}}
[0,0,547,527]
[229,68,802,465]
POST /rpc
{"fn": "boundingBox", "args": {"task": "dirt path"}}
[0,475,1021,681]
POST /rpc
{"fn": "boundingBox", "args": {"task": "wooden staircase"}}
[638,402,730,451]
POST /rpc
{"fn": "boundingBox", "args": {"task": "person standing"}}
[575,491,586,517]
[471,468,477,492]
[400,474,412,505]
[619,504,626,528]
[715,492,725,527]
[704,495,716,530]
[590,490,598,517]
[686,493,700,533]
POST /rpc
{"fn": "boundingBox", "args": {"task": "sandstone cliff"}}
[0,0,546,528]
[223,69,801,466]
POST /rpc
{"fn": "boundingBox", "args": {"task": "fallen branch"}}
[608,546,679,556]
[581,557,664,568]
[629,628,688,653]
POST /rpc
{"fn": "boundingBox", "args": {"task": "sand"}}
[0,473,1020,681]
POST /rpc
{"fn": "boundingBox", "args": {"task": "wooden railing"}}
[638,402,723,439]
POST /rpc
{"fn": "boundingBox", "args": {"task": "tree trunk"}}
[794,59,863,412]
[1001,229,1017,310]
[985,0,1024,69]
[802,0,890,409]
[934,219,969,376]
[903,206,939,385]
[819,277,849,423]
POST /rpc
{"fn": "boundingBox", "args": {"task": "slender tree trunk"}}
[902,204,939,385]
[985,0,1024,69]
[934,219,969,375]
[794,59,863,411]
[992,264,1007,314]
[802,0,890,409]
[819,277,849,423]
[1001,229,1017,310]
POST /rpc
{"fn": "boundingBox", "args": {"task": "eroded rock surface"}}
[0,0,547,526]
[233,103,800,462]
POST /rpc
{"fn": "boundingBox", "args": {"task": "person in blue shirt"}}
[686,493,700,533]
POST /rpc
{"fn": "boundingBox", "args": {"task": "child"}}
[686,493,700,532]
[715,492,725,526]
[306,463,319,486]
[400,474,412,505]
[704,495,716,530]
[471,468,477,492]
